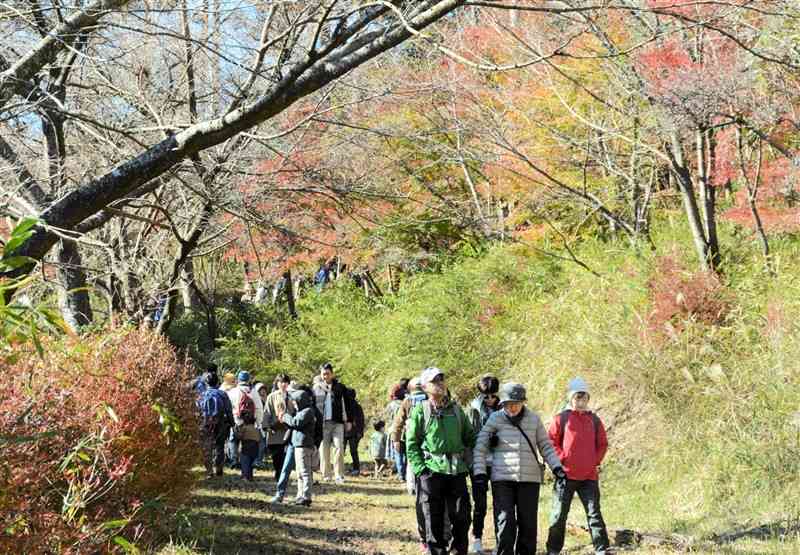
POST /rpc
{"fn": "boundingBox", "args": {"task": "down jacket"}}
[472,407,561,483]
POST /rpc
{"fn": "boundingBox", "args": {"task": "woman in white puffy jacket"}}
[472,383,565,555]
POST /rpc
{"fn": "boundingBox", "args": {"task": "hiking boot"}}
[214,467,224,476]
[293,497,312,507]
[335,477,345,485]
[269,494,283,504]
[470,537,483,554]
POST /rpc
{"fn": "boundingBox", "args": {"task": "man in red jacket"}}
[546,377,611,555]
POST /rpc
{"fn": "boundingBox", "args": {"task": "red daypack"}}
[237,388,256,425]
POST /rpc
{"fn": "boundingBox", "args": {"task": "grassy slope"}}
[172,215,800,552]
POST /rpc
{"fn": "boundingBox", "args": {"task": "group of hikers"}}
[194,362,365,502]
[193,363,611,555]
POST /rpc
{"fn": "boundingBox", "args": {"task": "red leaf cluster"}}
[0,328,198,553]
[646,254,731,336]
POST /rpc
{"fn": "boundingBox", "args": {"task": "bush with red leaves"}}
[647,255,731,336]
[0,328,198,554]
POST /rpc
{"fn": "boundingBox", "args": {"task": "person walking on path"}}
[277,385,317,506]
[263,374,292,481]
[198,371,234,478]
[370,420,388,477]
[226,371,264,468]
[392,377,427,494]
[270,381,299,503]
[472,382,565,555]
[467,375,501,554]
[220,371,239,467]
[313,362,354,484]
[407,367,475,555]
[385,384,406,480]
[237,416,261,481]
[391,376,429,550]
[546,378,610,555]
[345,387,365,475]
[254,382,269,468]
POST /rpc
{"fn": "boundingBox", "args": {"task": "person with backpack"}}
[545,378,610,555]
[407,367,475,555]
[312,362,354,484]
[263,374,292,481]
[226,371,264,469]
[391,376,429,551]
[345,387,365,475]
[472,382,564,555]
[277,385,317,506]
[198,371,234,478]
[385,383,405,480]
[191,363,218,398]
[467,375,500,554]
[392,377,427,493]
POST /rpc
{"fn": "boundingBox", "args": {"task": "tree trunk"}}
[738,132,772,274]
[180,258,201,312]
[283,269,297,318]
[697,128,720,270]
[55,239,93,331]
[668,131,711,272]
[365,270,383,297]
[156,202,213,335]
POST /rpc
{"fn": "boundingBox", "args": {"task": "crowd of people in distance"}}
[193,363,611,555]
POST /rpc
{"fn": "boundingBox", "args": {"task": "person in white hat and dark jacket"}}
[472,382,565,555]
[546,377,610,555]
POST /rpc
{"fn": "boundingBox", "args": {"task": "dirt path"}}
[163,467,793,554]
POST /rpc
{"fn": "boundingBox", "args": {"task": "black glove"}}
[472,473,489,489]
[553,467,567,481]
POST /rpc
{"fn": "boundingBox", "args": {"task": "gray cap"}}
[420,367,445,387]
[498,382,526,406]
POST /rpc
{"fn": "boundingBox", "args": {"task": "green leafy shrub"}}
[0,328,197,553]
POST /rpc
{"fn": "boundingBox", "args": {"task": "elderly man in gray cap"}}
[407,367,475,555]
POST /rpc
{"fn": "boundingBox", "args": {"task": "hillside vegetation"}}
[175,214,800,545]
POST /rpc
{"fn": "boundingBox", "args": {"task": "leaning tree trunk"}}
[668,131,713,272]
[55,239,93,331]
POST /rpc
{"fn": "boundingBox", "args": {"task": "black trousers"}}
[419,472,471,555]
[415,475,426,542]
[347,435,361,471]
[267,443,287,482]
[546,479,609,554]
[492,481,540,555]
[470,470,489,539]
